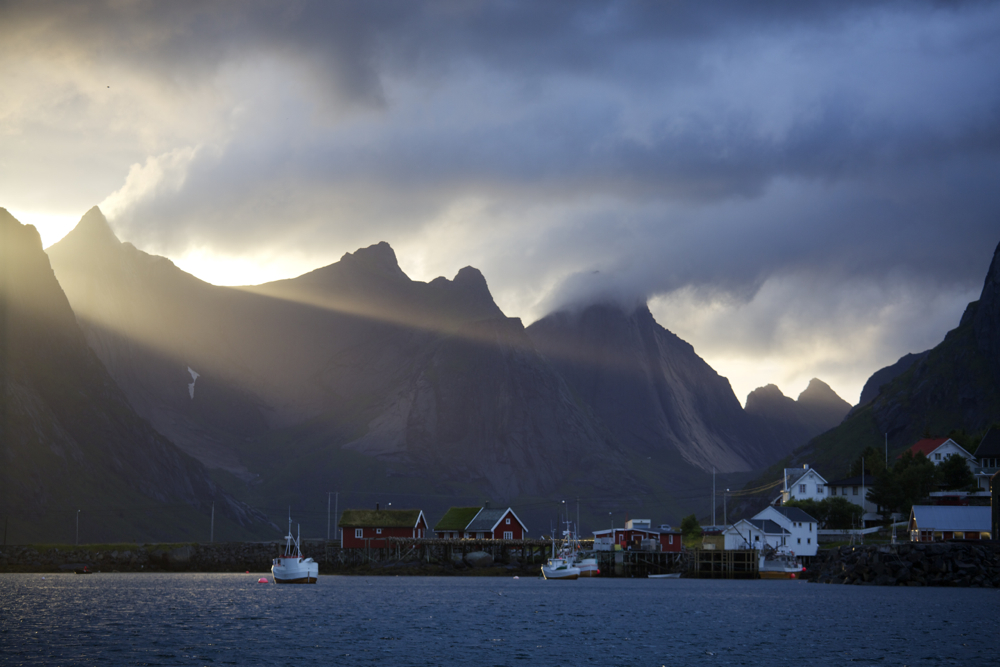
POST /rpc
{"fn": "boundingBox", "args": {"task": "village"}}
[327,430,999,579]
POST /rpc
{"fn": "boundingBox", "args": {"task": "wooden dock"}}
[593,550,684,577]
[686,548,759,579]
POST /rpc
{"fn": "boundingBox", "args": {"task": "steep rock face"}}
[849,351,930,416]
[47,207,270,477]
[971,242,1000,385]
[746,379,851,448]
[526,303,776,473]
[0,209,269,542]
[47,209,641,502]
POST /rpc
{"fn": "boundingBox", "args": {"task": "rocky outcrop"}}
[806,543,1000,587]
[848,351,929,416]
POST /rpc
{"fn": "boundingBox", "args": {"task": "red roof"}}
[906,438,949,458]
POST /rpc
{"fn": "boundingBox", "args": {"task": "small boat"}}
[758,547,804,580]
[271,514,318,584]
[648,573,681,579]
[541,556,580,580]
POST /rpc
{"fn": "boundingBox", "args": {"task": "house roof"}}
[907,438,950,457]
[771,506,817,524]
[748,519,791,535]
[826,475,873,487]
[339,509,425,529]
[466,508,512,532]
[909,505,991,532]
[433,507,482,531]
[784,467,827,487]
[726,518,789,535]
[975,428,1000,458]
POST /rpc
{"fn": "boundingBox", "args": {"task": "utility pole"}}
[576,498,580,542]
[724,489,728,526]
[885,433,888,469]
[334,492,339,544]
[76,509,80,545]
[327,492,332,542]
[210,502,215,543]
[712,466,716,527]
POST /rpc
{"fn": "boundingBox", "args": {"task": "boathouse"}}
[592,519,681,552]
[908,505,992,542]
[339,508,429,549]
[433,504,527,540]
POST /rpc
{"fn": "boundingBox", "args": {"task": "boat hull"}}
[271,557,319,584]
[758,570,801,580]
[541,567,580,580]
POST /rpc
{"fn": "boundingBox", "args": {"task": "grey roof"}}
[773,506,818,524]
[975,428,1000,458]
[784,468,809,487]
[747,519,790,535]
[465,508,510,532]
[910,505,991,532]
[826,475,872,487]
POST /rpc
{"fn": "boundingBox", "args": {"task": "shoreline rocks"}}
[806,542,1000,587]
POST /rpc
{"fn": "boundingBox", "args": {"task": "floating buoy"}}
[513,576,519,580]
[245,570,250,574]
[258,577,269,583]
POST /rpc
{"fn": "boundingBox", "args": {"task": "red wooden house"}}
[433,504,528,540]
[592,519,681,552]
[339,508,428,549]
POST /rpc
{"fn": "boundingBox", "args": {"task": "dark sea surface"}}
[1,573,997,666]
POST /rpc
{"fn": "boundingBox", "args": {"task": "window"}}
[355,529,363,539]
[754,535,760,541]
[376,528,382,535]
[797,538,801,544]
[503,531,513,539]
[799,484,806,493]
[506,518,511,525]
[853,486,859,495]
[809,524,812,532]
[934,453,941,461]
[842,487,847,496]
[807,538,811,544]
[817,486,824,494]
[669,535,674,544]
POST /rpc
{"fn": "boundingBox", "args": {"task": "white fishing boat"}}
[758,546,804,580]
[648,572,681,579]
[271,515,318,584]
[541,556,580,580]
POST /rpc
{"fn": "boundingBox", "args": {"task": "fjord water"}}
[1,574,996,666]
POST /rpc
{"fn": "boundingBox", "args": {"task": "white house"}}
[723,518,789,551]
[825,475,881,525]
[753,505,819,557]
[778,464,829,504]
[905,437,976,468]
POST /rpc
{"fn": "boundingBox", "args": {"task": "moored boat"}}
[541,556,580,580]
[573,553,600,577]
[271,515,318,584]
[758,547,804,580]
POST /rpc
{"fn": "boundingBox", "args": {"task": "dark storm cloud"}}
[4,0,1000,306]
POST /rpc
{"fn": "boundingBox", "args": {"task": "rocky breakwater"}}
[807,542,1000,587]
[0,542,284,573]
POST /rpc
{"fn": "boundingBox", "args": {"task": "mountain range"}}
[0,208,272,543]
[7,206,854,539]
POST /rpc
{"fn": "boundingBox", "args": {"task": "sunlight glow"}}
[9,209,79,249]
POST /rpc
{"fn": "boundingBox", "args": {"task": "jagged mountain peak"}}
[745,384,789,409]
[797,378,844,406]
[59,206,120,249]
[338,241,407,279]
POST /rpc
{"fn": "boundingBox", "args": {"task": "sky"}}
[2,0,999,405]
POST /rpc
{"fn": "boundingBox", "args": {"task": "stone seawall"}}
[0,542,286,573]
[0,542,540,576]
[807,542,1000,587]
